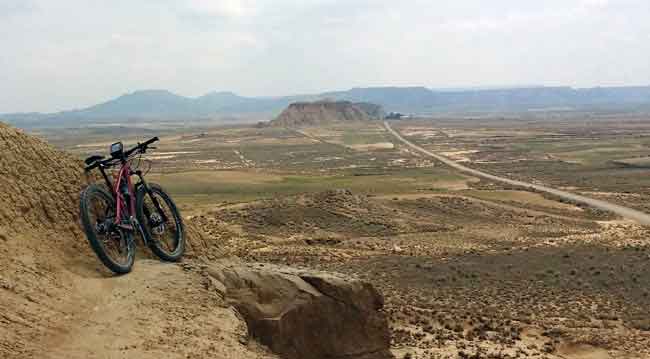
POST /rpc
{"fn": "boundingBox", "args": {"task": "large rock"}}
[206,260,393,359]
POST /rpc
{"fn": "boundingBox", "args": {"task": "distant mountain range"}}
[3,86,650,127]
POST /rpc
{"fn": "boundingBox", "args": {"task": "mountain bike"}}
[80,137,185,274]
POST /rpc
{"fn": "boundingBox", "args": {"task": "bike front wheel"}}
[80,184,135,274]
[136,183,185,262]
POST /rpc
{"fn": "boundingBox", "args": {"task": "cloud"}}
[0,0,36,18]
[436,0,616,33]
[185,0,257,19]
[580,0,610,8]
[0,0,649,112]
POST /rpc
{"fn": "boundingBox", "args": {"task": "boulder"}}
[206,260,393,359]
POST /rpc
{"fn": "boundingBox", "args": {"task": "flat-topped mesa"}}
[270,100,384,127]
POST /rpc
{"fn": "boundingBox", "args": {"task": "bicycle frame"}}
[114,162,136,226]
[93,156,169,237]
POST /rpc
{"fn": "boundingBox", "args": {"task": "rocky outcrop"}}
[206,260,393,359]
[270,101,383,127]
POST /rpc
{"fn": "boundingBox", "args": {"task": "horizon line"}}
[3,83,650,115]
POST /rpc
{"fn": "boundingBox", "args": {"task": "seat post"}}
[98,165,113,196]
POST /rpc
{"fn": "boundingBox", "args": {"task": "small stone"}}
[0,226,8,241]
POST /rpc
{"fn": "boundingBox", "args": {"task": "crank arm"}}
[130,216,149,246]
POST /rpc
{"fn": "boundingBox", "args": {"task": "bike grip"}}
[84,162,99,172]
[143,137,159,147]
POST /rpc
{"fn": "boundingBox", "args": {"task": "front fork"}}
[134,171,169,233]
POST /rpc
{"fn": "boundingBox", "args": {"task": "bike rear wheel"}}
[136,183,185,262]
[80,184,135,274]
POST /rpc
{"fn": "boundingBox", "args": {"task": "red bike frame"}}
[84,136,162,236]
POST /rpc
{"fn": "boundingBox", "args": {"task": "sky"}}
[1,0,650,113]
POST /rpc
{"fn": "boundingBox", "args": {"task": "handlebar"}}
[84,157,116,172]
[124,136,159,158]
[84,136,159,172]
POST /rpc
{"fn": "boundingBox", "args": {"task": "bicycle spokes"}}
[87,192,131,265]
[102,231,129,261]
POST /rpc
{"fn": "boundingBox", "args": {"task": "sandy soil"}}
[42,260,274,359]
[192,189,650,358]
[349,142,395,151]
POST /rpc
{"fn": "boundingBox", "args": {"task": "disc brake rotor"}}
[150,212,166,235]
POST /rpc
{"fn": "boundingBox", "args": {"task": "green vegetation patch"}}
[150,167,466,205]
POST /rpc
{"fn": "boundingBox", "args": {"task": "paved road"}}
[384,121,650,226]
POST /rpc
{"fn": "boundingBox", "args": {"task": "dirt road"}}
[385,121,650,226]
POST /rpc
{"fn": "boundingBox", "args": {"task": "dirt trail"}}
[385,121,650,226]
[42,260,273,359]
